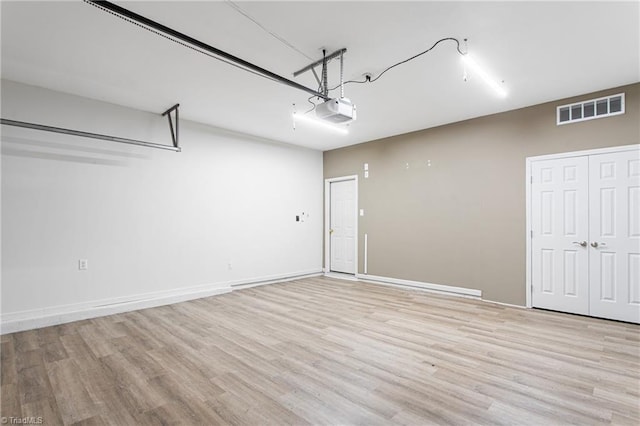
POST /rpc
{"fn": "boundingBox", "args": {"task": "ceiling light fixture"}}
[293,112,349,135]
[461,54,507,98]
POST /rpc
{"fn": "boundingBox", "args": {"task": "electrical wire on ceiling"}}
[304,37,466,113]
[84,1,482,122]
[354,37,465,85]
[224,0,314,61]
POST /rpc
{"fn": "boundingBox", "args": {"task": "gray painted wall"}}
[324,83,639,305]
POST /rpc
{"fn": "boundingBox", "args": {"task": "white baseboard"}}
[481,299,527,309]
[356,273,482,298]
[230,269,323,290]
[1,282,232,335]
[1,270,322,334]
[324,272,358,281]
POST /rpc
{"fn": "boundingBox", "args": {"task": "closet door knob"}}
[572,241,587,247]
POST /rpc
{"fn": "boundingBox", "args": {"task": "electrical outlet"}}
[78,259,88,270]
[227,261,233,270]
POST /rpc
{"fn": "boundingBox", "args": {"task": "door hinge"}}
[530,175,533,184]
[530,230,533,238]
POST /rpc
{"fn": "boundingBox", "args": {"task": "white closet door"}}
[531,157,590,315]
[588,150,640,323]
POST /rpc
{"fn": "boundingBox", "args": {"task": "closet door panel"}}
[589,150,640,323]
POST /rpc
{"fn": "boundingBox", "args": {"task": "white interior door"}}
[588,151,640,323]
[330,179,356,274]
[531,156,590,315]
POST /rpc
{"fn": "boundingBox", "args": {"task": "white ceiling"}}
[1,1,638,151]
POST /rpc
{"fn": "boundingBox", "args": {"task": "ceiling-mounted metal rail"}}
[85,0,330,101]
[1,103,182,152]
[293,48,347,78]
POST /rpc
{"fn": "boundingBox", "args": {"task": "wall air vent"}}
[557,93,625,125]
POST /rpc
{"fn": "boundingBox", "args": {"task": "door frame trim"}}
[525,144,639,308]
[324,175,358,275]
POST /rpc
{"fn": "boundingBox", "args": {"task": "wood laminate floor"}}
[1,276,639,425]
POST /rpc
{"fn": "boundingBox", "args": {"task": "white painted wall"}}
[1,80,323,332]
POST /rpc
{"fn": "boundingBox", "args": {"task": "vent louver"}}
[557,93,625,125]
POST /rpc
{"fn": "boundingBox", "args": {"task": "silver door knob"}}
[572,241,587,247]
[591,242,598,248]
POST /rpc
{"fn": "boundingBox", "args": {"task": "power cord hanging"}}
[328,37,465,92]
[303,37,465,114]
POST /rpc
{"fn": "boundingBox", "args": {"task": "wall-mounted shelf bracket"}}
[162,103,180,150]
[1,103,182,152]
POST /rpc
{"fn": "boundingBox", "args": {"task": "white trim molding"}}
[324,271,359,281]
[230,270,323,290]
[1,270,322,334]
[527,144,639,163]
[481,299,527,309]
[356,274,482,298]
[1,283,231,335]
